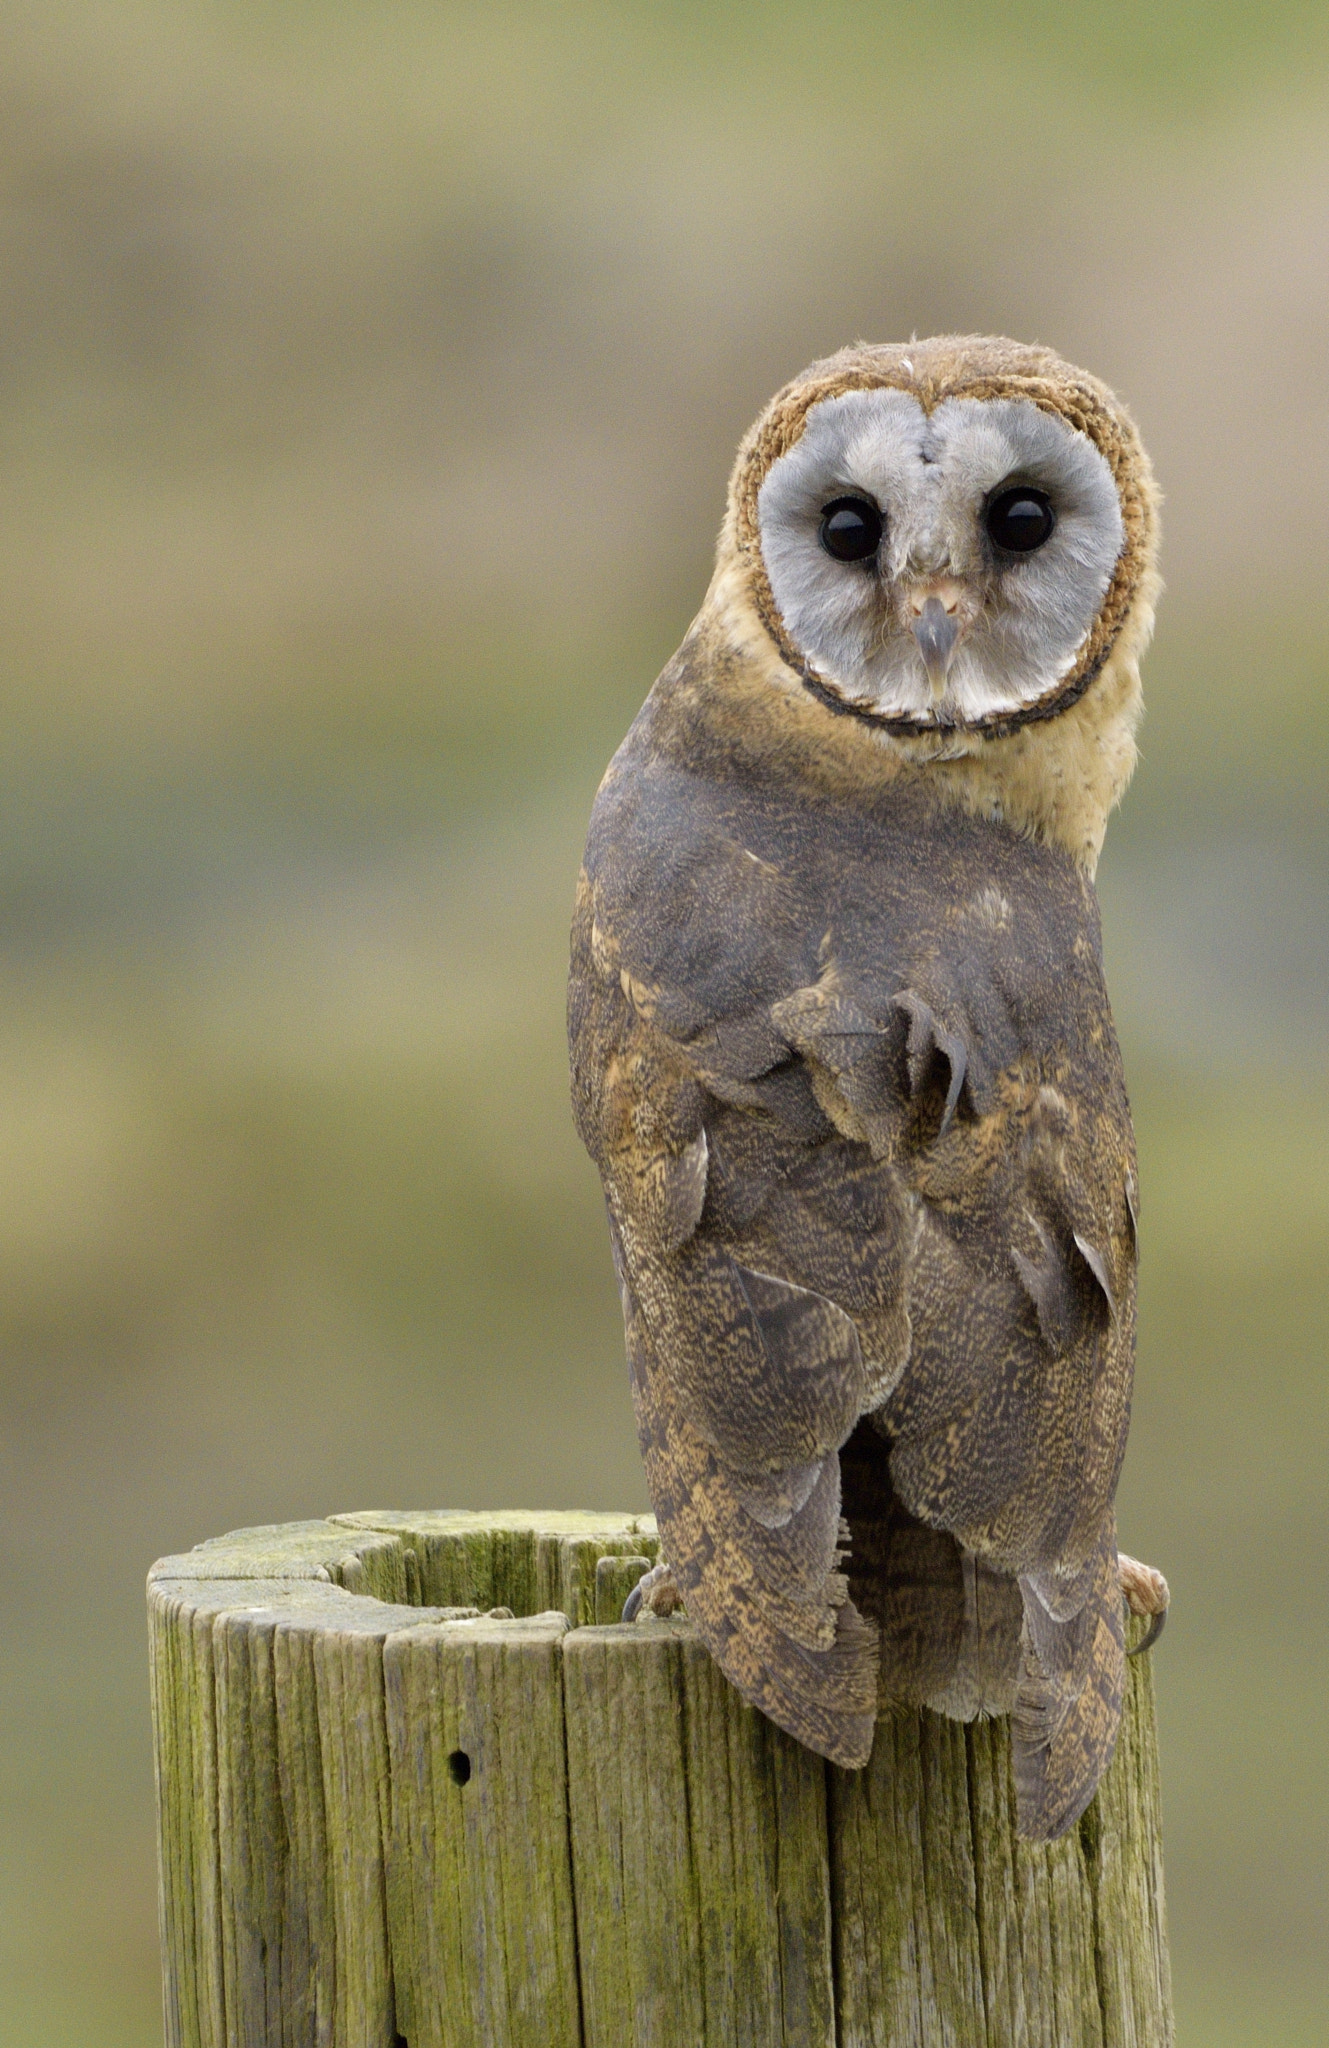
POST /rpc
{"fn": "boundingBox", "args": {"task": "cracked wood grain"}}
[562,1616,835,2048]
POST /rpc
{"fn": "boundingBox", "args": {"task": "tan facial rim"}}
[731,338,1158,741]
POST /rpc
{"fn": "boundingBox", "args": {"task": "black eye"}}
[985,485,1055,554]
[819,496,883,563]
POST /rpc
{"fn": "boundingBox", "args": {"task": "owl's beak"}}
[911,594,961,700]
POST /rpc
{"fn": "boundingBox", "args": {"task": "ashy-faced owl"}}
[568,336,1168,1841]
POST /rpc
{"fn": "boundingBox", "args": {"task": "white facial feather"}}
[756,389,1124,724]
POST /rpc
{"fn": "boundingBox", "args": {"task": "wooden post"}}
[149,1511,1172,2047]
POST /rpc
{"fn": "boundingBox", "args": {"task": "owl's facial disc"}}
[755,389,1124,727]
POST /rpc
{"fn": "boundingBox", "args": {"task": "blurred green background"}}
[0,3,1325,2042]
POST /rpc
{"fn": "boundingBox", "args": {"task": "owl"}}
[568,335,1169,1841]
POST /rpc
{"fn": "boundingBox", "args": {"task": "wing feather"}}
[1014,1529,1127,1840]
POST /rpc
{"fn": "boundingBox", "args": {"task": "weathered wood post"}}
[149,1510,1172,2047]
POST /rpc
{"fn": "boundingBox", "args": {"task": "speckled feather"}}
[569,336,1157,1842]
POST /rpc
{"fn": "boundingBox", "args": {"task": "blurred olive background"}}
[0,3,1326,2043]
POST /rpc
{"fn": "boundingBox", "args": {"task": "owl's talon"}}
[622,1558,684,1621]
[1127,1609,1166,1655]
[1119,1551,1169,1655]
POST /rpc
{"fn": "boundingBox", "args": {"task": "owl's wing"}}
[774,877,1138,1837]
[570,837,891,1766]
[611,1217,880,1765]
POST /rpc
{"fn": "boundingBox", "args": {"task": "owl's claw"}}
[1127,1608,1166,1655]
[621,1558,685,1622]
[621,1579,644,1621]
[1119,1551,1169,1655]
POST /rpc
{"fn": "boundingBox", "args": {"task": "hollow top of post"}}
[149,1507,661,1627]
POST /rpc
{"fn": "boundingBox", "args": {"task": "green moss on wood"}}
[563,1617,835,2047]
[386,1614,581,2048]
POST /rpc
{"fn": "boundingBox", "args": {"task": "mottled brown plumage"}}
[569,335,1162,1840]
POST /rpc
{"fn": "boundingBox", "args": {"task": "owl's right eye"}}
[819,497,883,563]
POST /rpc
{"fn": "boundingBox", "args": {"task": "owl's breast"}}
[581,720,1123,1132]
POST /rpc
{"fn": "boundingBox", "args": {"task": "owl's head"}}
[722,337,1159,744]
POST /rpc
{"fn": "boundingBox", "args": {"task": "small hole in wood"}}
[447,1748,472,1786]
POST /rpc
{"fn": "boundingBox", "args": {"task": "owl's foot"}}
[621,1558,685,1621]
[1119,1552,1169,1654]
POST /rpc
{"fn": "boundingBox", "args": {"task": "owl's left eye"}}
[986,485,1056,554]
[819,497,883,563]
